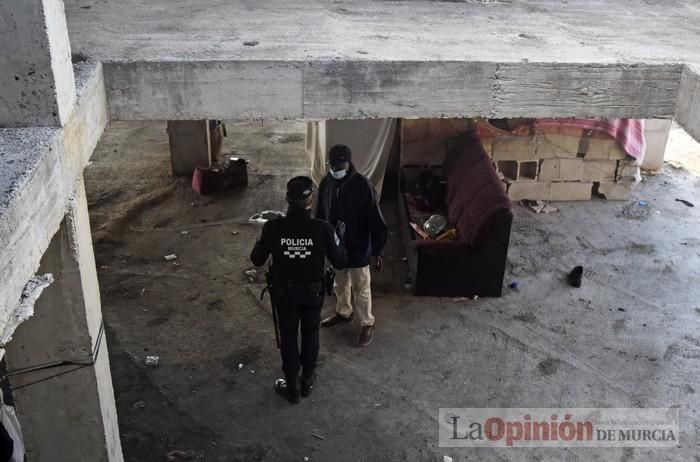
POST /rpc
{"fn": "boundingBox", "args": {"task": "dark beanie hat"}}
[286,176,314,201]
[328,144,352,163]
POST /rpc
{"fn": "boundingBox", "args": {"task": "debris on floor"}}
[164,253,178,261]
[311,432,325,440]
[509,280,518,289]
[145,355,159,366]
[248,210,285,223]
[521,199,558,214]
[568,265,583,288]
[675,198,695,207]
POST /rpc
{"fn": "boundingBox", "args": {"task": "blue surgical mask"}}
[330,169,347,180]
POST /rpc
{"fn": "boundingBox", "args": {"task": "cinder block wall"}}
[492,128,639,201]
[401,119,641,201]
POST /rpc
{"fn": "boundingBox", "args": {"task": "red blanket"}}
[535,118,646,159]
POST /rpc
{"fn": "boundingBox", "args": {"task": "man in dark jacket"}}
[251,176,347,404]
[317,144,387,347]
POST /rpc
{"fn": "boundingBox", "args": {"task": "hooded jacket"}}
[316,164,387,268]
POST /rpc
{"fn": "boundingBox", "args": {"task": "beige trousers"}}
[335,266,375,326]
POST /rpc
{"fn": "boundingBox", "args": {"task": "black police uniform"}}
[250,177,346,403]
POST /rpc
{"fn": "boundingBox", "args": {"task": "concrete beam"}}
[0,0,76,127]
[105,61,302,120]
[4,178,123,462]
[675,65,700,142]
[0,62,108,345]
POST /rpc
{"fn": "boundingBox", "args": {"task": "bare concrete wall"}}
[675,65,700,143]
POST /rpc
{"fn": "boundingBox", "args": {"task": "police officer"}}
[250,176,347,404]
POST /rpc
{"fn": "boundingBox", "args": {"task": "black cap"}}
[286,176,314,201]
[328,144,352,163]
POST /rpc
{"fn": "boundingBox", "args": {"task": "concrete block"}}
[597,182,632,200]
[535,133,581,158]
[584,137,615,159]
[492,136,536,161]
[497,161,518,181]
[582,160,617,182]
[538,158,583,182]
[550,182,593,201]
[507,181,550,201]
[617,160,641,182]
[518,161,538,181]
[641,119,672,170]
[608,143,628,160]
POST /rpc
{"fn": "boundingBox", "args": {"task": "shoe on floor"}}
[568,265,583,288]
[300,373,315,398]
[274,378,300,404]
[357,325,375,347]
[321,313,353,328]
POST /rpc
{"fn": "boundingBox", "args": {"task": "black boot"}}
[275,377,300,404]
[300,372,316,398]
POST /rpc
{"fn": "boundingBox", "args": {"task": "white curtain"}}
[306,119,396,196]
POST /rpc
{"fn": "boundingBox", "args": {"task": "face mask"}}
[330,168,347,180]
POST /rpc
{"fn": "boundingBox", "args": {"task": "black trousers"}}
[272,285,324,381]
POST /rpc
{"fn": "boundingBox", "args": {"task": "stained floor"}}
[85,121,700,461]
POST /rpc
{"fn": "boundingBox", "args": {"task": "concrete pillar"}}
[167,119,212,176]
[0,0,76,127]
[4,178,123,462]
[641,119,673,171]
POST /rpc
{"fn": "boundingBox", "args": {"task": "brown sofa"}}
[398,131,513,297]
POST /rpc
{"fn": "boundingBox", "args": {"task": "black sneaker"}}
[300,373,315,398]
[568,266,583,288]
[274,378,300,404]
[321,313,353,328]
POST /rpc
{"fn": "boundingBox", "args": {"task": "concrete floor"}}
[85,121,700,461]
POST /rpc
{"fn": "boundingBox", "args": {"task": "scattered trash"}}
[140,288,146,296]
[132,400,147,409]
[231,231,239,236]
[639,200,648,207]
[245,268,262,283]
[166,450,197,461]
[403,283,412,290]
[180,230,189,235]
[311,432,326,440]
[145,355,159,366]
[675,198,695,207]
[374,403,382,407]
[248,210,285,224]
[303,457,309,462]
[164,254,178,261]
[618,308,626,312]
[521,199,558,214]
[243,40,259,46]
[443,456,453,462]
[472,295,479,300]
[568,265,583,288]
[251,370,255,374]
[509,281,518,289]
[238,363,244,370]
